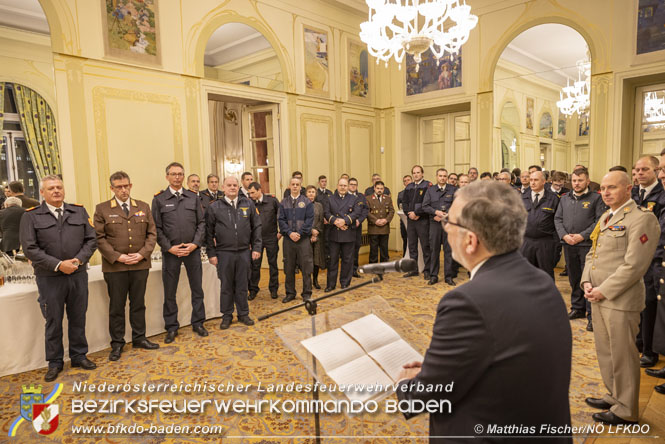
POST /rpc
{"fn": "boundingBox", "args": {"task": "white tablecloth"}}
[398,211,426,272]
[0,262,221,377]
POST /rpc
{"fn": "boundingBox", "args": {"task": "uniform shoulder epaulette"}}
[71,203,84,207]
[25,206,38,212]
[154,190,164,196]
[638,206,650,212]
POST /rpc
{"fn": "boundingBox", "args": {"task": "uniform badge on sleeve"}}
[640,234,649,244]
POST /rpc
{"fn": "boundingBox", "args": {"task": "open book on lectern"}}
[300,313,423,402]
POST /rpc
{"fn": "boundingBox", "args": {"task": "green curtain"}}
[12,84,61,179]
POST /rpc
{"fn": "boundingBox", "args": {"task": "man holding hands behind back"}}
[94,171,159,362]
[581,171,660,425]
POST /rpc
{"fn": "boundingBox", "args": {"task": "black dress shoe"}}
[341,284,349,289]
[586,320,594,332]
[220,318,231,330]
[109,345,123,361]
[270,292,279,299]
[444,278,456,286]
[427,277,438,285]
[44,366,62,382]
[302,295,311,301]
[640,354,659,368]
[193,325,209,337]
[312,280,321,289]
[585,397,612,410]
[592,410,637,425]
[133,339,159,350]
[645,367,665,378]
[352,271,361,278]
[568,309,586,320]
[423,272,430,280]
[282,294,296,303]
[238,316,255,326]
[164,330,178,343]
[403,271,418,278]
[71,358,97,370]
[247,292,257,301]
[324,286,335,292]
[655,383,665,394]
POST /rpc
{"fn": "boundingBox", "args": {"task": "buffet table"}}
[0,262,221,377]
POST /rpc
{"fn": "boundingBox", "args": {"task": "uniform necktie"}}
[639,188,646,205]
[175,191,181,201]
[605,212,613,225]
[232,200,236,209]
[533,193,540,206]
[55,208,63,226]
[122,203,129,217]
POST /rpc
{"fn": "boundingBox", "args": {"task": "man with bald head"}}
[631,155,665,367]
[520,170,560,279]
[582,171,660,425]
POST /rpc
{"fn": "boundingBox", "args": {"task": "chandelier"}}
[644,91,665,123]
[557,59,590,117]
[359,0,478,72]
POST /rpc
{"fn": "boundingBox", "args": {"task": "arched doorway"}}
[0,0,60,201]
[493,23,591,174]
[204,22,285,92]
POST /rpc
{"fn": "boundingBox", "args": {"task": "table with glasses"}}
[0,256,221,377]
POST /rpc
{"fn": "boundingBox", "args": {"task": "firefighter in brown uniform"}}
[581,171,660,425]
[94,171,159,362]
[366,181,395,263]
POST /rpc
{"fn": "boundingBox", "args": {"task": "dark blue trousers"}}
[36,271,89,368]
[216,249,251,321]
[162,251,206,332]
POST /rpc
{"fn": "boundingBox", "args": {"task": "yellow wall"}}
[2,0,665,252]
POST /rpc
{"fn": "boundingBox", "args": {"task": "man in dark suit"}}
[520,170,560,279]
[152,162,208,343]
[20,175,98,381]
[0,196,25,253]
[397,181,572,442]
[631,155,665,368]
[323,178,358,291]
[200,174,224,210]
[8,180,39,208]
[402,165,431,279]
[397,174,412,256]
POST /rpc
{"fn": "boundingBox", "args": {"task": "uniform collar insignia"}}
[131,199,137,207]
[110,199,117,208]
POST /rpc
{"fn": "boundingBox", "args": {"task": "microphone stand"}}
[258,273,384,444]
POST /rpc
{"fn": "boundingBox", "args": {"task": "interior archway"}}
[493,23,590,172]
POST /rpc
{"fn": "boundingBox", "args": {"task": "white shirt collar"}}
[573,187,589,197]
[415,179,423,185]
[438,184,446,192]
[470,258,490,280]
[169,186,183,195]
[224,196,238,206]
[608,198,632,218]
[531,189,544,201]
[45,202,64,218]
[640,180,658,198]
[115,197,130,207]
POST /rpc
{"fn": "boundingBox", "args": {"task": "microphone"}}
[359,258,417,275]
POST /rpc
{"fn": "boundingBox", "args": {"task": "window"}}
[420,112,471,174]
[1,85,39,200]
[635,84,665,161]
[242,105,281,194]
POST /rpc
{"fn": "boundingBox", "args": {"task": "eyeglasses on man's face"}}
[442,213,467,230]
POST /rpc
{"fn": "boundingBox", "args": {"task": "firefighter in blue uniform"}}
[422,168,457,286]
[324,177,358,291]
[520,170,560,279]
[402,165,432,279]
[20,175,98,382]
[631,156,665,368]
[152,162,208,344]
[207,176,262,329]
[348,178,369,277]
